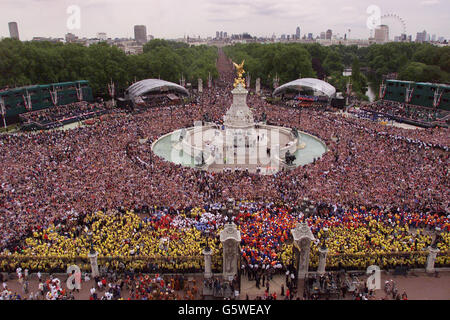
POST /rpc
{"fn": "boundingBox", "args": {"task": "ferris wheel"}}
[380,14,407,40]
[369,13,407,40]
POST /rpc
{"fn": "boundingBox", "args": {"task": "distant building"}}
[326,29,332,40]
[308,33,313,40]
[216,31,220,39]
[374,25,389,43]
[416,30,427,43]
[296,27,301,39]
[97,32,107,41]
[65,33,78,43]
[134,25,147,44]
[224,32,228,38]
[320,32,326,40]
[8,22,19,40]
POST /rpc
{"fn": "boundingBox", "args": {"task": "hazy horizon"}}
[1,0,449,41]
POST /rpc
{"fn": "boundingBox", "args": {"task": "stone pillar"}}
[255,78,261,95]
[88,251,100,278]
[291,223,315,279]
[220,223,241,280]
[203,248,213,279]
[426,247,440,273]
[317,247,329,275]
[198,78,203,93]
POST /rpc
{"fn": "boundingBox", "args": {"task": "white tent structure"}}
[125,79,189,100]
[273,78,336,98]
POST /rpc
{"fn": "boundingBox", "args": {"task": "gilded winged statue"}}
[233,60,246,88]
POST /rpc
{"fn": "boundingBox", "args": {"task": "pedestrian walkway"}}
[239,275,295,300]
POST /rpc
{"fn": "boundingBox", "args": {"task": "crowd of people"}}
[19,101,112,129]
[1,203,448,274]
[0,49,449,279]
[361,100,449,126]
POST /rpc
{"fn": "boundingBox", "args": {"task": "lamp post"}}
[321,227,329,250]
[204,230,211,252]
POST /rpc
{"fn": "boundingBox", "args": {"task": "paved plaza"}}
[3,271,449,300]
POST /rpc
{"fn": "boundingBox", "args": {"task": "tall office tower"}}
[320,32,326,40]
[224,32,228,38]
[296,27,301,39]
[416,30,427,43]
[8,22,19,40]
[374,25,389,43]
[220,31,223,39]
[326,29,332,40]
[134,25,147,44]
[216,31,220,39]
[308,33,313,40]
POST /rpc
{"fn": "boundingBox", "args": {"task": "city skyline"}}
[1,0,449,41]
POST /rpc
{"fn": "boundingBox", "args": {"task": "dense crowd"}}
[361,100,450,126]
[19,101,111,127]
[1,203,448,274]
[0,50,449,275]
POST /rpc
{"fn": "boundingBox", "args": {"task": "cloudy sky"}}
[1,0,449,40]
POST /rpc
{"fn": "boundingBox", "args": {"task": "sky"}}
[1,0,449,41]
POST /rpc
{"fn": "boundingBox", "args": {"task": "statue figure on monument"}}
[233,60,246,88]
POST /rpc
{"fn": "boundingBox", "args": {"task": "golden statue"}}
[233,60,246,88]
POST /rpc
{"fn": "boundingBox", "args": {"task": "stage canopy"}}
[273,78,336,97]
[126,79,189,100]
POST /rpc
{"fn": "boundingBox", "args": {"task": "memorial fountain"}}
[152,61,327,174]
